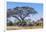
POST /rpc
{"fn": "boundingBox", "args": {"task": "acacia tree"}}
[12,7,37,21]
[7,7,37,26]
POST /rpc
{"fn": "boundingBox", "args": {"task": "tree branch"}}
[13,16,21,21]
[23,13,30,19]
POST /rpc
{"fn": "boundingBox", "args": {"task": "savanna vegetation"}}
[7,7,43,30]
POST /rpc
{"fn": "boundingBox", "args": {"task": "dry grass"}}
[7,25,43,30]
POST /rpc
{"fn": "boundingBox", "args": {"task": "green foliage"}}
[7,19,43,26]
[15,20,27,26]
[7,21,13,26]
[35,23,43,26]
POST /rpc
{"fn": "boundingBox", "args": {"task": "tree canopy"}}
[7,7,37,22]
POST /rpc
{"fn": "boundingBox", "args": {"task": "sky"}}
[7,2,43,22]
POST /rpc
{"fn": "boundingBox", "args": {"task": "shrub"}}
[15,20,27,26]
[7,21,13,26]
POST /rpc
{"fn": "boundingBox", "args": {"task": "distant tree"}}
[35,18,43,26]
[40,18,43,21]
[7,9,13,17]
